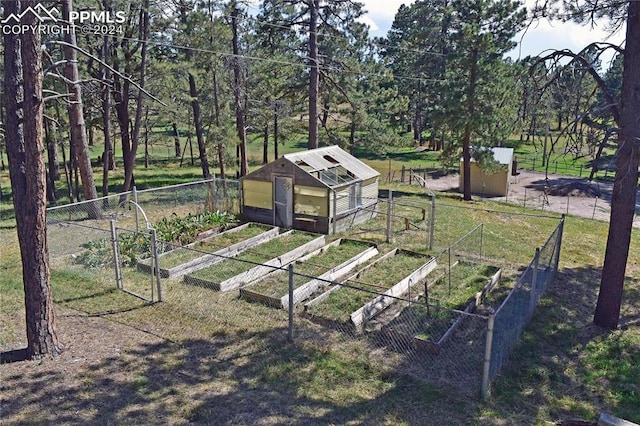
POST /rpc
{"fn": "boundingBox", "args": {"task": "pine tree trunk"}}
[4,0,61,358]
[594,1,640,329]
[263,123,269,164]
[173,123,181,157]
[231,5,248,176]
[308,0,320,150]
[189,73,211,179]
[462,48,479,202]
[63,0,100,218]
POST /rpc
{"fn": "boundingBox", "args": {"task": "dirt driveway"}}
[421,168,640,228]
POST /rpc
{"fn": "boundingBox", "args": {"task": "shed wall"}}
[459,163,509,196]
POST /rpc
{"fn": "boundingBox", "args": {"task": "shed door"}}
[274,176,293,229]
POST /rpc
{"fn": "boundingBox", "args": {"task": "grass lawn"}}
[154,223,273,269]
[384,262,501,342]
[186,232,317,283]
[1,143,638,424]
[305,250,432,323]
[247,240,372,298]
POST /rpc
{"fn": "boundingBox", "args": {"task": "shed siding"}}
[362,182,378,204]
[243,180,273,209]
[335,187,351,214]
[459,163,509,196]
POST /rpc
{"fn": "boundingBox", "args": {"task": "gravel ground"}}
[421,168,640,227]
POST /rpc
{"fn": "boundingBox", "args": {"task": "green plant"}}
[154,211,235,245]
[72,238,114,268]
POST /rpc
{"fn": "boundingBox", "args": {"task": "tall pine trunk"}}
[462,48,479,202]
[593,1,640,329]
[101,4,114,201]
[189,73,211,179]
[4,0,61,358]
[231,4,248,176]
[62,0,100,218]
[307,0,320,150]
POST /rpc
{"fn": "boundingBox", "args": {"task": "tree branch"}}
[45,40,167,107]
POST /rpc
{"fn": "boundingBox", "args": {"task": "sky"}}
[358,0,625,69]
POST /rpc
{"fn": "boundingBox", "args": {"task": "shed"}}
[241,146,380,234]
[459,147,514,196]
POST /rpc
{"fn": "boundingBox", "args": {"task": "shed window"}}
[349,182,362,209]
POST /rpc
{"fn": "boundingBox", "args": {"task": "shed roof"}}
[464,147,514,165]
[283,146,380,182]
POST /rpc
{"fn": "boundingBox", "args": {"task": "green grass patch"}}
[51,269,149,314]
[188,232,317,283]
[157,224,272,269]
[428,262,500,307]
[582,331,640,422]
[248,240,372,297]
[307,251,430,322]
[384,262,500,342]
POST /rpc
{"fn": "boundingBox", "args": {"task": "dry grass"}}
[1,188,639,425]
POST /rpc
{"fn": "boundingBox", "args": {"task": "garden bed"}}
[303,248,434,327]
[381,262,501,353]
[137,223,278,277]
[240,239,378,309]
[183,231,325,291]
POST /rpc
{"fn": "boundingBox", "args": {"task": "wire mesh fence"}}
[486,216,565,394]
[44,178,565,399]
[47,178,241,232]
[346,191,436,251]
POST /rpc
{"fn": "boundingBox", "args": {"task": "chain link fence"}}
[47,178,240,232]
[45,178,565,399]
[485,216,565,396]
[347,191,436,251]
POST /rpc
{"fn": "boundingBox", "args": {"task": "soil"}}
[420,168,640,227]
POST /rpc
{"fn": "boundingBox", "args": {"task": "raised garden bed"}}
[381,261,501,353]
[184,231,325,291]
[240,239,378,309]
[137,223,278,278]
[303,248,435,327]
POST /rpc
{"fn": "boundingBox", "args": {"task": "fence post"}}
[386,190,393,243]
[110,220,123,290]
[288,263,294,342]
[481,310,496,400]
[554,216,565,275]
[133,186,139,232]
[212,174,217,211]
[401,165,405,183]
[332,189,337,235]
[151,228,163,302]
[429,195,436,251]
[448,247,452,295]
[479,223,484,259]
[529,248,540,316]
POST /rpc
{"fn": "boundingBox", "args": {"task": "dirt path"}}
[421,169,640,227]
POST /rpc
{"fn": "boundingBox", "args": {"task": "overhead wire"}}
[96,34,446,85]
